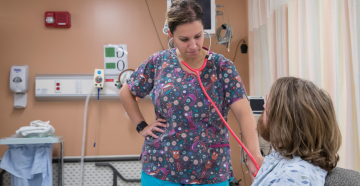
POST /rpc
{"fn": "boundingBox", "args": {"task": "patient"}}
[252,77,342,186]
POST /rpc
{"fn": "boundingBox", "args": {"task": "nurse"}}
[119,0,263,185]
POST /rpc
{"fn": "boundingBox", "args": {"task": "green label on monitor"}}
[106,63,116,69]
[105,47,115,57]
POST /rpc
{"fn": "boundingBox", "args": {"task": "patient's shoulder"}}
[282,155,327,173]
[280,155,328,185]
[252,152,328,186]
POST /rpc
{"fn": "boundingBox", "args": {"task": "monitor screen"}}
[249,99,265,111]
[194,0,211,30]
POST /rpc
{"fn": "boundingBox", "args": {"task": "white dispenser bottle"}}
[10,65,29,109]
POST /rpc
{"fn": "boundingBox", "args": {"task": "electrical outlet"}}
[55,80,61,93]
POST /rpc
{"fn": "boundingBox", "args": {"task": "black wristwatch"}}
[136,121,148,133]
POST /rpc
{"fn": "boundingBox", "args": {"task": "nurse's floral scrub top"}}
[126,47,248,184]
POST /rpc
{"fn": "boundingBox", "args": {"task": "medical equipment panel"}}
[94,69,104,88]
[35,74,119,101]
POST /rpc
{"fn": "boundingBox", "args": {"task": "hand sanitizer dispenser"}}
[10,65,29,109]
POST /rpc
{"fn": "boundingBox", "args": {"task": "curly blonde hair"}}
[266,77,342,172]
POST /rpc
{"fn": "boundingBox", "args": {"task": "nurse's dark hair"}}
[166,0,205,34]
[266,77,342,172]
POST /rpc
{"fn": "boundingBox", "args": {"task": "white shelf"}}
[0,136,64,145]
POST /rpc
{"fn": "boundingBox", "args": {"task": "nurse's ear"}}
[168,30,173,40]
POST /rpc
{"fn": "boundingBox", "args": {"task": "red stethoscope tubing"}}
[181,57,260,177]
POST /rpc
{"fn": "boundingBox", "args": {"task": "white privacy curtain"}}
[248,0,289,97]
[248,0,360,171]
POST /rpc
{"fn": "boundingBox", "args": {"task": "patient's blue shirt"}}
[252,151,327,186]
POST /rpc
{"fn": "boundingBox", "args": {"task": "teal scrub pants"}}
[141,171,233,186]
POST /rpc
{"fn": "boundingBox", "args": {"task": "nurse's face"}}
[168,20,204,59]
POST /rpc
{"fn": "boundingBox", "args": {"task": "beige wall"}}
[0,0,252,184]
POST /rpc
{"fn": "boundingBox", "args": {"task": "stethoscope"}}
[168,31,260,177]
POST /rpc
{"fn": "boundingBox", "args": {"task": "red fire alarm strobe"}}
[45,11,71,28]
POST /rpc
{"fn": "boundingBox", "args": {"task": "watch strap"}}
[136,121,148,133]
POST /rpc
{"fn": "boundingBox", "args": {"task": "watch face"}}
[120,70,135,86]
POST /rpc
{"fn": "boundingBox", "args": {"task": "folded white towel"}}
[15,120,55,137]
[30,120,50,127]
[22,126,55,136]
[17,126,42,132]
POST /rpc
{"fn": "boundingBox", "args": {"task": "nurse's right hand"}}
[139,118,167,138]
